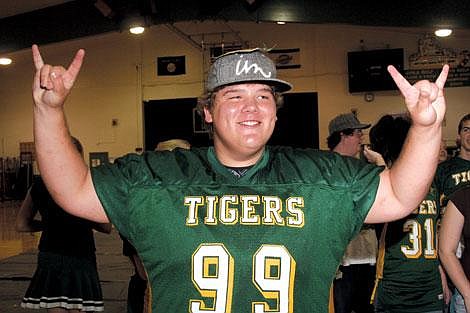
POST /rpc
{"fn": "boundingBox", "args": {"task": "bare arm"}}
[365,65,449,223]
[439,201,470,311]
[32,44,108,223]
[15,188,43,232]
[439,264,451,305]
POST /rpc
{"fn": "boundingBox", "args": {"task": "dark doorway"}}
[269,92,319,148]
[143,92,318,150]
[143,98,209,150]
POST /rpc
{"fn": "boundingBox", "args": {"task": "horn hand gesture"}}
[388,64,449,128]
[32,44,85,109]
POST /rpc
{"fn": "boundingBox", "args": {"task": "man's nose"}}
[242,96,259,112]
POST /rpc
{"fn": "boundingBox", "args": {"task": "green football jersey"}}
[92,146,381,313]
[435,156,470,207]
[375,184,443,313]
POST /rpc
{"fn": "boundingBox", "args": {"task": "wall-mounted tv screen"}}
[348,48,404,93]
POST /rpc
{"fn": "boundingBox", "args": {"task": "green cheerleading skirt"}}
[21,251,104,311]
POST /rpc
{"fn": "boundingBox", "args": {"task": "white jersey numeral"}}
[190,244,296,313]
[400,218,436,259]
[190,244,234,313]
[253,245,295,313]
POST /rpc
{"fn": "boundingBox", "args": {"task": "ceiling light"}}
[435,28,452,37]
[0,57,12,65]
[277,21,286,25]
[129,26,145,34]
[121,14,147,35]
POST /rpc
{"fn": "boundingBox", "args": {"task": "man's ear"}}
[203,106,213,123]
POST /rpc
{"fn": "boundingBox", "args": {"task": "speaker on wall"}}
[348,48,404,93]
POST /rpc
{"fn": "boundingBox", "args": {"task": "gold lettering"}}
[204,196,218,225]
[185,196,204,226]
[185,195,305,228]
[427,200,437,214]
[415,199,437,215]
[462,171,469,183]
[220,195,238,224]
[240,195,260,225]
[286,197,305,227]
[451,171,470,186]
[452,173,461,185]
[262,196,285,226]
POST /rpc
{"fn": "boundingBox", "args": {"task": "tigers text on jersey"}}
[92,146,381,313]
[435,156,470,207]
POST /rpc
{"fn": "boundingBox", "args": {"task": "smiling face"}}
[458,119,470,159]
[334,129,364,157]
[204,83,277,166]
[344,129,364,156]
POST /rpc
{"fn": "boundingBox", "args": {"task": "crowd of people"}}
[14,43,470,313]
[323,111,470,313]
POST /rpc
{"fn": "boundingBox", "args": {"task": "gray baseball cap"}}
[328,113,371,135]
[206,48,292,92]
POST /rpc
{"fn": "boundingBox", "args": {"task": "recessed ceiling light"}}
[122,14,147,35]
[0,57,12,65]
[435,28,452,37]
[277,21,286,25]
[129,26,145,34]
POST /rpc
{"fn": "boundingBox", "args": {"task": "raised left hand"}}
[388,65,449,128]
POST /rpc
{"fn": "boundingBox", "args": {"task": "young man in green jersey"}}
[31,44,448,312]
[435,113,470,312]
[368,114,446,313]
[436,113,470,206]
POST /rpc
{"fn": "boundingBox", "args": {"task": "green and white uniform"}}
[92,146,381,313]
[435,156,470,207]
[374,184,443,312]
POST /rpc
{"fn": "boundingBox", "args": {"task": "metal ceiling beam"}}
[165,24,203,51]
[1,0,469,54]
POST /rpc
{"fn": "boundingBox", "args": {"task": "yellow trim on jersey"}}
[370,223,388,304]
[144,277,151,313]
[328,282,335,313]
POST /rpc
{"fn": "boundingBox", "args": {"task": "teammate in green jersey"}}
[31,44,448,312]
[368,114,446,313]
[435,113,470,312]
[435,113,470,207]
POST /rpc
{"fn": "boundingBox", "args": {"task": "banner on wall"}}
[404,33,470,87]
[157,56,186,76]
[405,67,470,87]
[268,48,301,69]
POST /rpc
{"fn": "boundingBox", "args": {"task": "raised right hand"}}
[32,44,85,109]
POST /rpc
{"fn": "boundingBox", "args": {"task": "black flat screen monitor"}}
[348,48,404,93]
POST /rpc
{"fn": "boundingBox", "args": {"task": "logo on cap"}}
[206,48,292,92]
[235,60,272,78]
